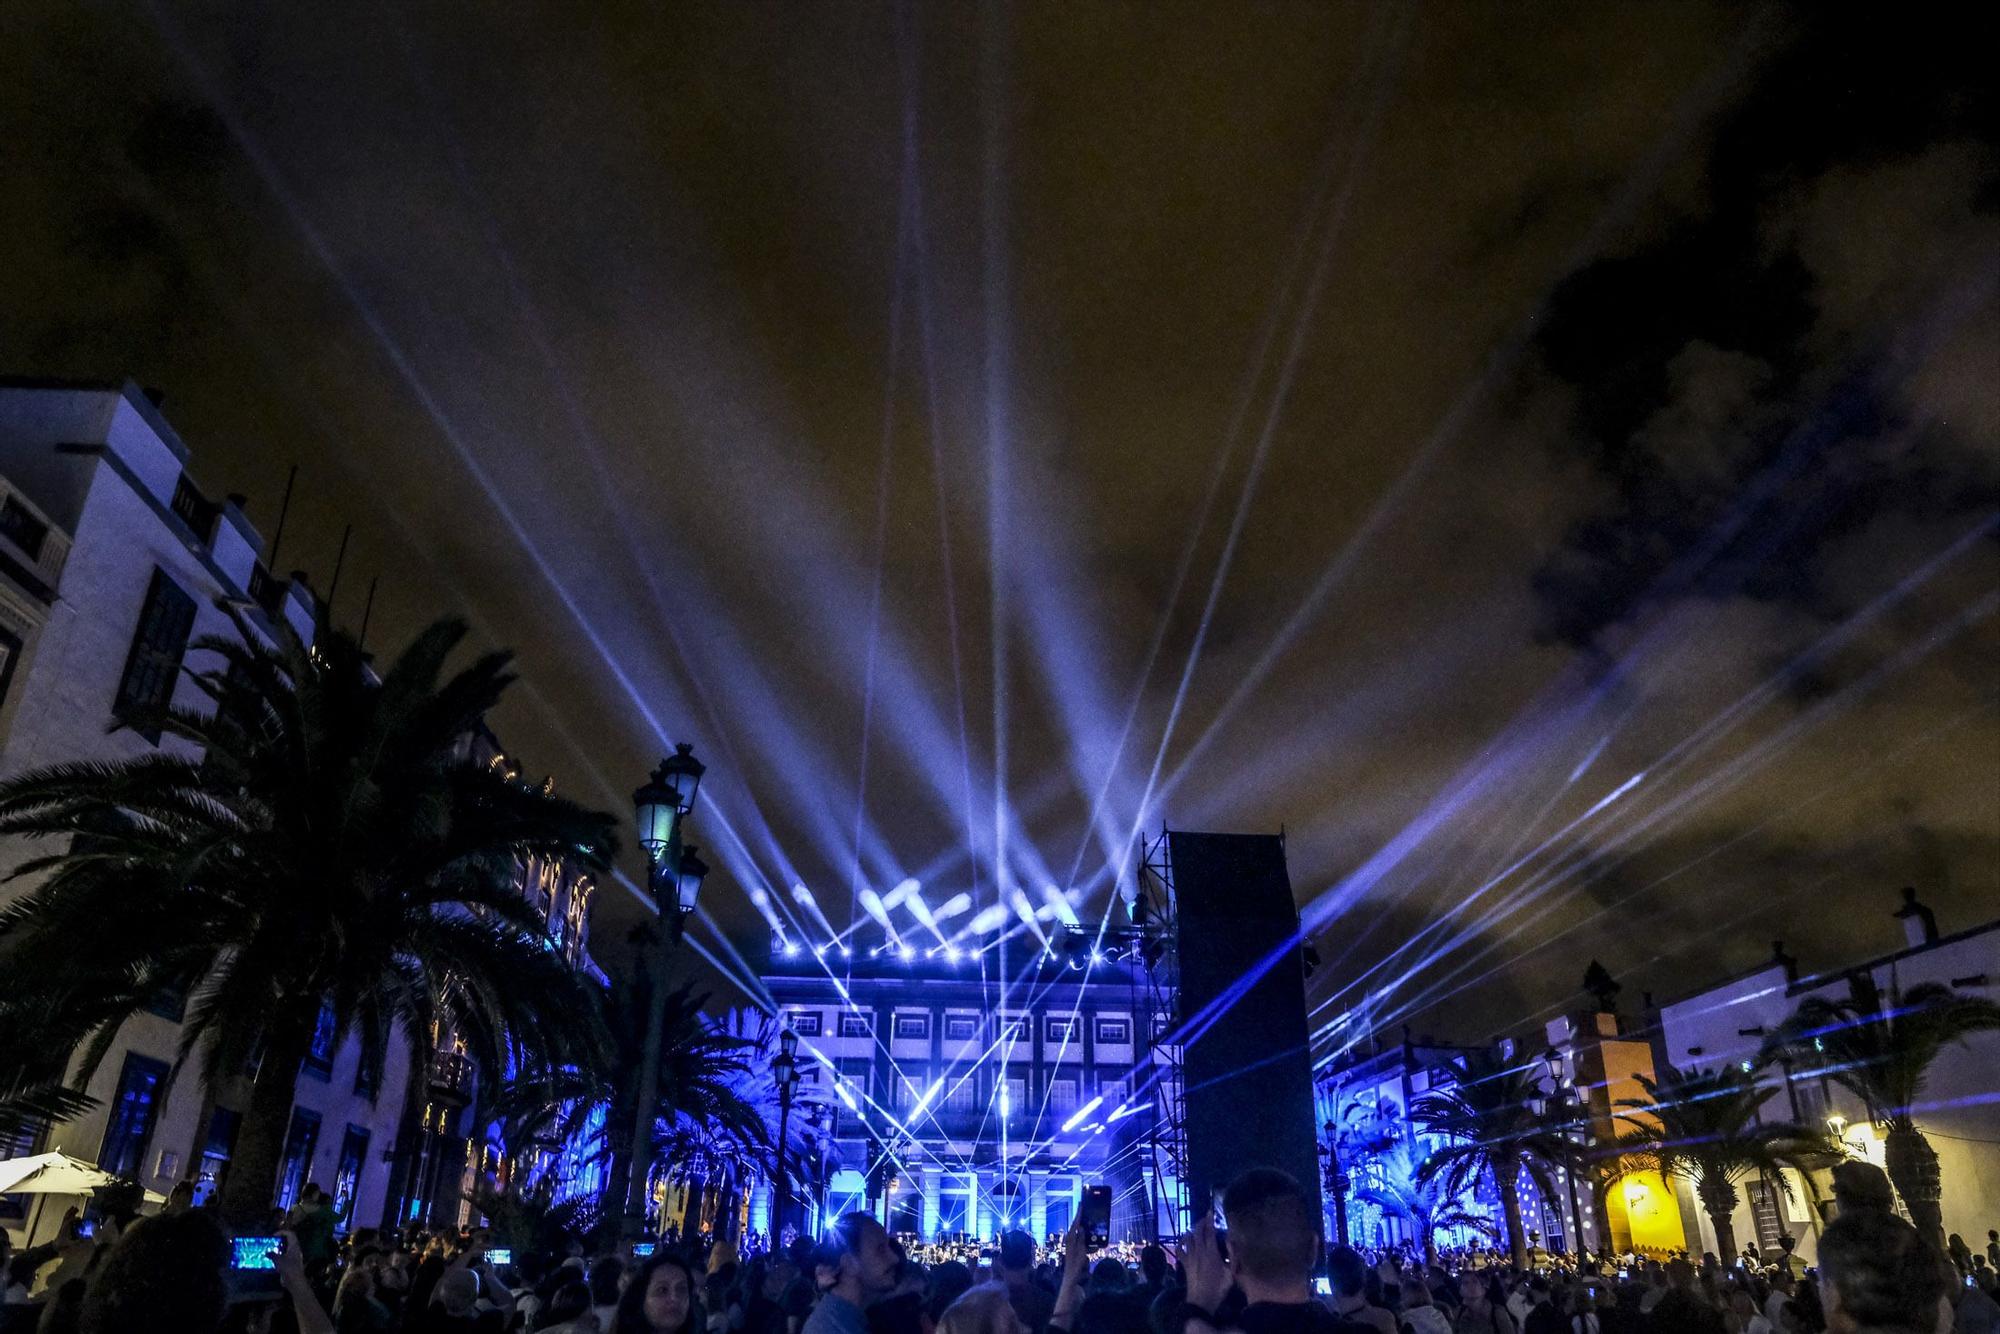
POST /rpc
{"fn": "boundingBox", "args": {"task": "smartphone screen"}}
[1314,1278,1332,1296]
[1082,1185,1113,1248]
[632,1241,657,1258]
[486,1247,513,1266]
[231,1236,284,1271]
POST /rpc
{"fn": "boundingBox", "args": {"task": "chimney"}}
[1772,940,1798,983]
[1892,887,1938,950]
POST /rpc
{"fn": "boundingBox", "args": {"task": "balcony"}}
[429,1050,475,1102]
[171,473,222,544]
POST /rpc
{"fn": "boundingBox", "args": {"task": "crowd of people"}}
[0,1160,1989,1334]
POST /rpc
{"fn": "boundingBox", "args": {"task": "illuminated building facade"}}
[0,379,604,1241]
[1653,891,1999,1265]
[759,937,1174,1245]
[1315,1034,1580,1254]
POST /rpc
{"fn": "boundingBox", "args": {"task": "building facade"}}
[1316,1033,1587,1256]
[0,379,603,1243]
[1653,891,1999,1265]
[759,936,1173,1246]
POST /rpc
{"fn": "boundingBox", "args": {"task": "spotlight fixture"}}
[945,946,962,963]
[899,944,915,961]
[838,945,852,958]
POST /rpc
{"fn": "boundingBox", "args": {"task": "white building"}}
[0,378,415,1241]
[1655,891,1999,1264]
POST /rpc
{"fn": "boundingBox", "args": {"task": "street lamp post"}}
[1545,1049,1588,1260]
[623,744,708,1240]
[1321,1119,1350,1247]
[772,1027,801,1244]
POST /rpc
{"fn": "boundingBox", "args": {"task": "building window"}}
[998,1017,1028,1044]
[1045,1016,1080,1045]
[1003,1076,1026,1124]
[1096,1067,1127,1097]
[797,1063,820,1085]
[893,1013,930,1041]
[98,1052,169,1179]
[143,979,188,1023]
[944,1077,979,1114]
[0,496,49,561]
[1152,1015,1173,1044]
[192,1107,240,1207]
[301,997,337,1081]
[788,1011,823,1038]
[354,1046,380,1101]
[275,1107,322,1213]
[944,1015,979,1043]
[112,568,196,741]
[839,1012,874,1039]
[0,622,22,719]
[896,1069,929,1108]
[332,1125,370,1225]
[1094,1017,1132,1045]
[1793,1074,1830,1125]
[1049,1078,1079,1119]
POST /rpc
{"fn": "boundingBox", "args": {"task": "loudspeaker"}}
[1168,831,1321,1226]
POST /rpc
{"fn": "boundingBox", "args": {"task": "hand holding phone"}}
[230,1235,286,1271]
[1082,1185,1113,1249]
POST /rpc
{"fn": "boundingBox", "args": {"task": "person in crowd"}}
[1646,1261,1725,1334]
[1457,1271,1517,1334]
[77,1217,331,1334]
[996,1231,1056,1334]
[1179,1167,1353,1334]
[1522,1278,1562,1334]
[804,1215,900,1334]
[1331,1247,1399,1334]
[1729,1290,1770,1334]
[1568,1286,1602,1334]
[332,1263,394,1334]
[1815,1208,1947,1334]
[590,1256,629,1331]
[1948,1257,2000,1334]
[614,1251,704,1334]
[1766,1274,1798,1333]
[928,1261,977,1326]
[31,1279,85,1334]
[410,1267,508,1334]
[288,1184,339,1287]
[533,1279,595,1333]
[1402,1278,1456,1334]
[937,1285,1027,1334]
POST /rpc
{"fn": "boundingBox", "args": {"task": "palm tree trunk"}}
[219,1021,315,1228]
[1697,1175,1739,1263]
[1882,1121,1945,1248]
[1497,1168,1530,1269]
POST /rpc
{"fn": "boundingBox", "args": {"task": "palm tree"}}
[1412,1048,1571,1268]
[0,613,616,1225]
[1354,1139,1495,1265]
[1614,1064,1836,1263]
[1768,973,2000,1246]
[501,979,768,1235]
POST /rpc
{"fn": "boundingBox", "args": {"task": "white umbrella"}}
[0,1151,126,1197]
[0,1151,168,1246]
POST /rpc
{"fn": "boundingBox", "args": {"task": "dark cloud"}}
[0,2,1993,1040]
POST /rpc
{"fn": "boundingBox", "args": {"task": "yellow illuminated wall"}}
[1609,1170,1686,1255]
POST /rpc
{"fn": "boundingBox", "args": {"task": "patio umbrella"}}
[0,1151,166,1246]
[0,1151,127,1197]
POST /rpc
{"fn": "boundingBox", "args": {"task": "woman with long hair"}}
[615,1252,704,1334]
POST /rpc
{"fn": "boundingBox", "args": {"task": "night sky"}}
[3,4,1994,1044]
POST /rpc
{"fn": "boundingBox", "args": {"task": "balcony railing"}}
[430,1050,475,1101]
[171,474,222,543]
